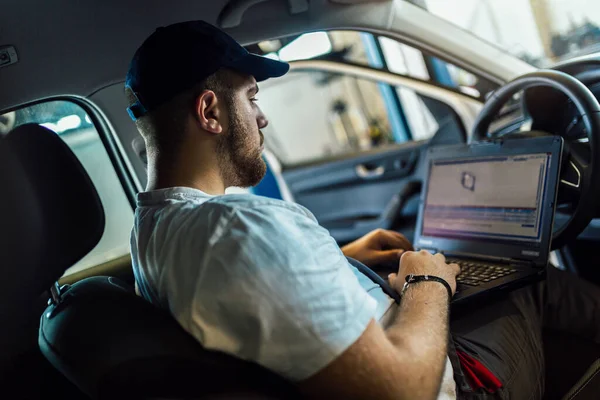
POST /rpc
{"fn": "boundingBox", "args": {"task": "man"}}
[127,21,600,399]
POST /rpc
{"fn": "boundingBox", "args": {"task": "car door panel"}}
[285,142,421,195]
[283,141,427,244]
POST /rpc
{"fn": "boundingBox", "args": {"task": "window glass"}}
[327,31,371,65]
[378,36,430,80]
[252,31,372,65]
[0,101,133,275]
[258,71,443,166]
[378,36,497,99]
[396,87,439,140]
[259,72,395,165]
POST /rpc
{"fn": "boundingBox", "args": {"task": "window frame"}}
[251,29,503,101]
[251,29,499,168]
[1,95,139,274]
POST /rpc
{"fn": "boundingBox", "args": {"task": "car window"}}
[377,36,497,99]
[251,30,498,100]
[250,30,372,65]
[0,100,133,276]
[258,71,441,166]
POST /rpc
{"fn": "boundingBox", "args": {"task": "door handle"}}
[356,164,385,179]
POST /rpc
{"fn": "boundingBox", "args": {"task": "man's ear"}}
[195,90,223,134]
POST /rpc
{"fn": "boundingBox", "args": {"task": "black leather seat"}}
[40,276,298,399]
[1,124,298,399]
[0,123,105,375]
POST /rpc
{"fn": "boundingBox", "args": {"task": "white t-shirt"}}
[131,187,456,397]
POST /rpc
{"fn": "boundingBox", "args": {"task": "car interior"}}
[2,0,600,399]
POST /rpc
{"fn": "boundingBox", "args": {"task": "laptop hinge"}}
[440,251,536,266]
[511,257,540,267]
[416,249,538,267]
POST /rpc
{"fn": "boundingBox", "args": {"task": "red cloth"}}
[456,350,503,393]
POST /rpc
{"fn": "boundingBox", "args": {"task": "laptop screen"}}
[422,153,552,244]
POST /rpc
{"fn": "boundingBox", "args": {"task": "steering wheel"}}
[471,70,600,249]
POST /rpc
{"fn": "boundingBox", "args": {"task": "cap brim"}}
[228,53,290,82]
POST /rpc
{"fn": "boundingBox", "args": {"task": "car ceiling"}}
[0,0,396,112]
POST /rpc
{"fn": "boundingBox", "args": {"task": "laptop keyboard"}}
[446,259,518,286]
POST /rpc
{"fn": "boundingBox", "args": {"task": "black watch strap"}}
[401,274,453,302]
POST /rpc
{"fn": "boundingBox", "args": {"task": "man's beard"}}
[216,105,267,188]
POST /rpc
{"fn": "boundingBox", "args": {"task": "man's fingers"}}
[388,273,397,287]
[371,249,404,265]
[376,230,414,251]
[433,252,446,263]
[450,262,461,275]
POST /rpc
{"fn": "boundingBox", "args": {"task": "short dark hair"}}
[125,69,233,156]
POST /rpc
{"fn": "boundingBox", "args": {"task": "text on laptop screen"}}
[422,153,551,243]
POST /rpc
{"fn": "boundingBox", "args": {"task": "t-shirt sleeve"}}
[185,203,377,381]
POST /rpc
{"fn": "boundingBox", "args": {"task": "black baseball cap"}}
[125,20,289,121]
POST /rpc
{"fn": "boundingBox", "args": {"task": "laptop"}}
[414,136,563,304]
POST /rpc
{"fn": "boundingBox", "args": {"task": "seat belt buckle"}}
[48,281,70,306]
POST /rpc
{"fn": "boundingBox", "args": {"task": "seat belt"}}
[346,257,401,304]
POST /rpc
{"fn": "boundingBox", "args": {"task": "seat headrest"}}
[0,124,105,300]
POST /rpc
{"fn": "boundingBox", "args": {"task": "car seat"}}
[1,124,299,399]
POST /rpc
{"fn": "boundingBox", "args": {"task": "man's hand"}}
[341,229,413,267]
[388,251,461,295]
[301,250,457,400]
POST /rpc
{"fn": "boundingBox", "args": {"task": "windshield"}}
[412,0,600,67]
